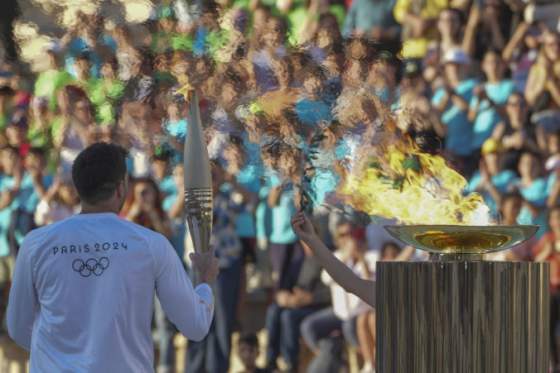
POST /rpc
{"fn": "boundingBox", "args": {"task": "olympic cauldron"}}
[376,224,549,373]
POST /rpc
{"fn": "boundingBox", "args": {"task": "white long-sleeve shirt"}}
[7,212,214,373]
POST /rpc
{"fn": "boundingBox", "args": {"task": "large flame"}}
[337,117,490,226]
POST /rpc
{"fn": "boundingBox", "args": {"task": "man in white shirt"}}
[7,142,218,372]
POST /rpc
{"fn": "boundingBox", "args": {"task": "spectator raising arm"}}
[462,5,480,57]
[291,212,375,308]
[502,22,530,64]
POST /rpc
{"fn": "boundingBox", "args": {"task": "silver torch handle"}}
[183,91,213,284]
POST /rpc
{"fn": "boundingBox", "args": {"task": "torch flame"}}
[338,117,490,226]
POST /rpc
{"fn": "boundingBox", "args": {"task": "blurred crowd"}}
[3,0,560,372]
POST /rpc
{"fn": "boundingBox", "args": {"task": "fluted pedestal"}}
[376,261,549,373]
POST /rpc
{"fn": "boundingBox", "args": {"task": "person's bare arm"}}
[503,22,529,63]
[30,173,47,200]
[395,245,415,261]
[545,79,560,107]
[449,91,469,112]
[0,190,17,210]
[534,241,552,262]
[483,180,503,207]
[268,185,282,207]
[492,122,506,140]
[462,5,480,56]
[147,210,173,238]
[292,212,375,307]
[0,167,22,209]
[488,17,506,51]
[433,91,451,114]
[548,175,560,208]
[525,64,547,106]
[168,193,185,220]
[428,106,446,138]
[468,99,480,122]
[249,0,260,10]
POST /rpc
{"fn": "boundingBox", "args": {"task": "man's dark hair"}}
[238,332,259,349]
[72,142,128,204]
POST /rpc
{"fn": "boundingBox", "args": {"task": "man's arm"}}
[7,234,40,351]
[153,235,217,342]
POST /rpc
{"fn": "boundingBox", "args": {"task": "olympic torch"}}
[183,91,213,281]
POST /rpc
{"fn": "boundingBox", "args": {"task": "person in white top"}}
[301,222,376,373]
[7,142,219,373]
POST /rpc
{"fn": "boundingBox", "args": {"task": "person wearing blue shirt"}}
[63,30,117,79]
[257,159,302,290]
[12,148,53,244]
[295,66,332,127]
[255,169,275,261]
[162,100,188,162]
[432,49,477,177]
[343,0,400,40]
[295,99,332,127]
[151,153,184,256]
[0,146,51,311]
[235,164,260,237]
[222,137,263,289]
[466,139,519,219]
[515,152,550,238]
[469,50,516,152]
[0,147,21,257]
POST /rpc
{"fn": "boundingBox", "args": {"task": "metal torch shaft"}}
[183,91,213,284]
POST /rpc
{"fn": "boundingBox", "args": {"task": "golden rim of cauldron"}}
[384,225,539,255]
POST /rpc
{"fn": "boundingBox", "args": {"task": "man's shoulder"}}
[19,219,69,254]
[25,218,68,240]
[28,215,166,243]
[111,218,170,248]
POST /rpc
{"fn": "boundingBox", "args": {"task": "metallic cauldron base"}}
[376,261,549,373]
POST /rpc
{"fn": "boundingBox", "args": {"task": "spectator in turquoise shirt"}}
[515,152,550,238]
[343,0,400,40]
[466,139,518,220]
[0,147,52,256]
[431,49,477,176]
[295,66,332,127]
[469,50,516,153]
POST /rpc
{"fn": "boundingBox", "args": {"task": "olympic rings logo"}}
[72,257,110,277]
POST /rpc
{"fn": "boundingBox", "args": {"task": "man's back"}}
[8,212,213,373]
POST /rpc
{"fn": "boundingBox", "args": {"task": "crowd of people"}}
[2,0,560,372]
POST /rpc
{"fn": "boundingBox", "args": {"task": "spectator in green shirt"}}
[89,59,125,126]
[33,50,74,111]
[73,53,101,103]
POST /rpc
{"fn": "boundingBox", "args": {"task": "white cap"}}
[442,48,470,65]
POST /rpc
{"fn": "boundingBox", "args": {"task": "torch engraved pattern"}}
[184,188,213,253]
